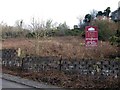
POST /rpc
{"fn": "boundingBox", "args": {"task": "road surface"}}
[2,79,33,88]
[2,79,61,90]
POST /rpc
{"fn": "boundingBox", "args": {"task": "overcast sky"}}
[0,0,119,28]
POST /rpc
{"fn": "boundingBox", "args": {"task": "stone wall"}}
[1,49,120,78]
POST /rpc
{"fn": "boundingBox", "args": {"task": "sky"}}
[0,0,120,28]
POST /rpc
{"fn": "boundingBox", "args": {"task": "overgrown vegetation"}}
[1,7,120,59]
[3,67,120,88]
[1,18,119,59]
[1,26,84,39]
[0,20,118,40]
[1,6,120,89]
[2,37,118,60]
[92,20,117,41]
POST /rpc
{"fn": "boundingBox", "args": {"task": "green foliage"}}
[110,29,120,47]
[65,29,83,36]
[46,29,83,36]
[92,20,117,41]
[1,18,118,40]
[26,32,36,38]
[84,14,92,23]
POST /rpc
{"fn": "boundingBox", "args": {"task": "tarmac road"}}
[2,79,33,88]
[2,79,64,90]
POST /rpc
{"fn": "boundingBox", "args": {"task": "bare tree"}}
[45,19,53,30]
[29,18,57,55]
[90,9,98,19]
[77,16,84,28]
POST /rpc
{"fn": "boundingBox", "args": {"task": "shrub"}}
[1,25,30,39]
[26,32,35,38]
[92,20,117,41]
[65,29,83,36]
[110,29,120,47]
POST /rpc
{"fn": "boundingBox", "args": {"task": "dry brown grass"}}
[3,67,119,88]
[2,36,118,60]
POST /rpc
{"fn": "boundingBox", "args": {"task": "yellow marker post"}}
[93,65,100,73]
[17,48,21,57]
[96,65,100,73]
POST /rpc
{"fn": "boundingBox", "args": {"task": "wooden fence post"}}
[59,56,62,71]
